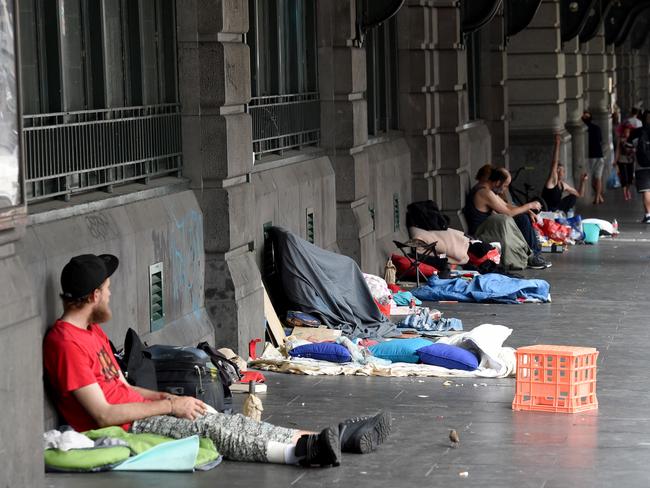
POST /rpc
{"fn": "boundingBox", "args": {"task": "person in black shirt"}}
[582,111,606,205]
[630,111,650,223]
[542,133,588,212]
[542,134,589,213]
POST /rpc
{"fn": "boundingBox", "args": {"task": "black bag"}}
[122,328,158,391]
[637,129,650,167]
[147,345,232,413]
[406,200,450,231]
[196,342,242,394]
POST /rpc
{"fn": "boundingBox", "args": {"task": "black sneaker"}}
[339,411,392,454]
[642,215,650,224]
[527,255,550,270]
[295,426,341,467]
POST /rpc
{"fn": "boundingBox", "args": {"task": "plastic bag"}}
[541,219,571,243]
[607,167,621,189]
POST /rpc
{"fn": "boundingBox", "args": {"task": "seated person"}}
[542,133,587,212]
[44,254,392,468]
[464,169,550,270]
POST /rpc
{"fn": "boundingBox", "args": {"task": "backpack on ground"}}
[196,341,242,392]
[111,328,157,391]
[146,344,232,414]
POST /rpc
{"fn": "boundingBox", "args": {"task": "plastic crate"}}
[512,345,598,413]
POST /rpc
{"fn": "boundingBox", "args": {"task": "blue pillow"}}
[289,343,352,363]
[369,338,432,363]
[416,343,479,371]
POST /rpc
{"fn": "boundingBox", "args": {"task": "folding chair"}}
[392,239,438,286]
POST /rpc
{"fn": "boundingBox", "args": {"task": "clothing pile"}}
[44,426,221,472]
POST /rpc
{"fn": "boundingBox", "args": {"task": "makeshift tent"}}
[268,227,396,338]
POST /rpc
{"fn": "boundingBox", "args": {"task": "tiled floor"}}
[47,192,650,488]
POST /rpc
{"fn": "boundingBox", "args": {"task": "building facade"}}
[2,0,650,485]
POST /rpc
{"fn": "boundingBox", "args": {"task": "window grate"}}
[149,262,164,332]
[306,208,315,244]
[393,193,400,232]
[365,7,399,136]
[249,93,320,157]
[22,104,182,202]
[247,0,320,159]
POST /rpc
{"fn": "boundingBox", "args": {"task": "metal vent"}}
[306,208,315,244]
[393,193,400,232]
[149,262,164,332]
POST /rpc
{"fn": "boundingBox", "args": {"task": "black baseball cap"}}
[60,254,119,300]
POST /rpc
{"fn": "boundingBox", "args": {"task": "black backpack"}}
[111,328,158,391]
[637,128,650,167]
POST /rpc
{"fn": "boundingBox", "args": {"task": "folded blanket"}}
[412,273,551,304]
[409,227,470,264]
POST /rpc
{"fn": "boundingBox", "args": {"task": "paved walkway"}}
[47,191,650,488]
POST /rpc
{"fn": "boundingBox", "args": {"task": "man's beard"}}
[90,302,112,324]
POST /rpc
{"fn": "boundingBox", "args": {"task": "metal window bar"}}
[249,92,320,158]
[22,103,182,202]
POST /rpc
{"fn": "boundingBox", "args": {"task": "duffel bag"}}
[146,345,232,414]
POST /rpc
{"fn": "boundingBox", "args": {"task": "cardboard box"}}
[291,326,342,342]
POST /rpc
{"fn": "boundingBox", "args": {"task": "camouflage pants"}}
[132,413,297,462]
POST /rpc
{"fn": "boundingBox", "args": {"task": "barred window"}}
[247,0,320,159]
[18,0,181,203]
[466,30,481,121]
[365,16,399,136]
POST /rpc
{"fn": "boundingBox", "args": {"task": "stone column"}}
[615,44,631,113]
[396,1,436,202]
[479,7,509,167]
[582,24,612,164]
[432,0,488,226]
[317,0,376,271]
[639,40,650,108]
[507,0,569,191]
[564,36,587,183]
[631,46,642,108]
[176,1,264,354]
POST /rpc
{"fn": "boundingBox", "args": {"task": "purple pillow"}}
[416,343,479,371]
[289,343,352,363]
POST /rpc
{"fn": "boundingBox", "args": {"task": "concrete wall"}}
[251,155,338,261]
[17,189,214,429]
[366,136,412,275]
[0,244,42,488]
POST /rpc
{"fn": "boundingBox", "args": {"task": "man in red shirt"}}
[44,254,391,467]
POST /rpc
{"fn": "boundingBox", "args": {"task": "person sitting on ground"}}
[614,124,636,201]
[542,133,588,212]
[464,169,550,270]
[475,163,495,184]
[583,110,606,205]
[629,110,650,223]
[43,254,392,468]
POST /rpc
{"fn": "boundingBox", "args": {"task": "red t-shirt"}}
[43,320,146,432]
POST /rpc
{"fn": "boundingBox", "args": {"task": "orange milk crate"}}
[512,345,599,413]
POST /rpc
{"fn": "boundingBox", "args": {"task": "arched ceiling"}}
[461,0,503,34]
[561,0,598,42]
[603,0,650,46]
[505,0,543,38]
[579,0,614,43]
